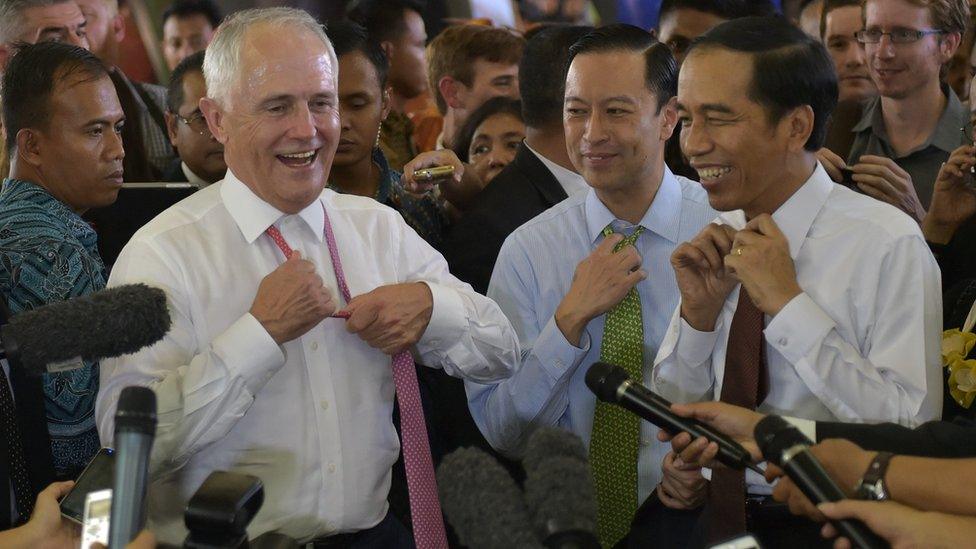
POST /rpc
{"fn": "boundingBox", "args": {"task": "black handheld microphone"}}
[522,428,599,549]
[755,416,888,549]
[109,386,157,548]
[437,446,544,549]
[0,284,170,375]
[585,362,761,473]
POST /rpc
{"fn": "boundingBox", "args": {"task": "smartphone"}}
[412,165,455,181]
[80,489,112,549]
[60,447,115,524]
[708,534,762,549]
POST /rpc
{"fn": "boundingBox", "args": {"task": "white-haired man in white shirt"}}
[94,7,519,546]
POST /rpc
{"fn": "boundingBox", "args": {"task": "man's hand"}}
[657,451,709,510]
[342,282,433,355]
[555,234,646,346]
[671,224,739,331]
[922,144,976,244]
[817,148,848,183]
[767,439,875,522]
[250,251,337,345]
[851,155,925,222]
[724,214,801,316]
[656,401,765,464]
[92,530,157,549]
[19,481,80,549]
[401,150,465,195]
[818,500,975,549]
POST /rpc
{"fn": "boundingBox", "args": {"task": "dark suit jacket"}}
[817,417,976,457]
[161,159,189,183]
[440,143,569,294]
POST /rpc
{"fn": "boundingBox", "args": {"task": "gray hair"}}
[203,7,337,107]
[0,0,73,44]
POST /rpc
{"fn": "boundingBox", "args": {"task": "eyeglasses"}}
[855,28,946,44]
[176,111,211,136]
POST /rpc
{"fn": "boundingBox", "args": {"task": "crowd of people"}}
[0,0,975,547]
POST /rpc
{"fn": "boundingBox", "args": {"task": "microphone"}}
[522,428,598,549]
[754,416,888,549]
[437,446,543,549]
[585,362,761,473]
[0,284,170,374]
[109,386,157,548]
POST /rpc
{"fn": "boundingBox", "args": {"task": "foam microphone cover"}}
[437,446,542,549]
[522,428,598,545]
[6,283,170,370]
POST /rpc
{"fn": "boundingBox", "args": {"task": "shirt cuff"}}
[765,292,835,365]
[213,313,285,394]
[785,416,818,442]
[532,316,592,382]
[421,281,465,344]
[676,317,721,365]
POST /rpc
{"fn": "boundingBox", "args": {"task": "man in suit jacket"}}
[440,25,592,293]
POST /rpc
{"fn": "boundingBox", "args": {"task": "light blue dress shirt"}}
[466,168,717,502]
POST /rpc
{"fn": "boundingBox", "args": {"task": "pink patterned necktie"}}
[265,210,449,549]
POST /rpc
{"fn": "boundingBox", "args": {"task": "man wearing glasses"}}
[819,0,969,219]
[163,50,225,185]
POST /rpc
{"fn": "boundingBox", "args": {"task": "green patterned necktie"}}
[590,224,646,548]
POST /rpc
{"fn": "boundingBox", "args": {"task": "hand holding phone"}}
[60,447,115,524]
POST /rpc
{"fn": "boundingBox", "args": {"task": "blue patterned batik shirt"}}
[0,178,105,477]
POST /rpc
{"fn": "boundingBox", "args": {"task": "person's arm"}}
[96,241,331,476]
[818,500,976,549]
[817,417,976,458]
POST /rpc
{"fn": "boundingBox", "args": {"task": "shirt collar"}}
[717,163,833,260]
[584,167,683,244]
[851,85,966,154]
[0,178,98,244]
[181,162,211,188]
[220,168,325,244]
[522,141,588,196]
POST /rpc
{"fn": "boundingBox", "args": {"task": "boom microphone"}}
[437,447,543,549]
[0,284,170,374]
[109,386,157,548]
[755,416,888,549]
[585,362,761,473]
[522,428,599,549]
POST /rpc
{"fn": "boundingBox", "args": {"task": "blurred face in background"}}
[824,5,877,102]
[162,13,214,70]
[467,111,524,184]
[334,50,389,169]
[74,0,123,66]
[656,8,727,65]
[165,69,225,182]
[0,2,88,68]
[383,8,427,99]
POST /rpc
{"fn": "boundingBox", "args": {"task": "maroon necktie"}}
[707,288,768,543]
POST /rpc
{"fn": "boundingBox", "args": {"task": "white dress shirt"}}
[652,163,943,490]
[95,169,520,543]
[522,142,588,197]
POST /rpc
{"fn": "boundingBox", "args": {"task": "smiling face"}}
[467,111,524,184]
[202,23,340,214]
[863,0,956,100]
[825,5,878,102]
[32,72,125,212]
[678,47,803,215]
[564,50,676,194]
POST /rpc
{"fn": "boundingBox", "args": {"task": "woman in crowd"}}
[452,96,525,188]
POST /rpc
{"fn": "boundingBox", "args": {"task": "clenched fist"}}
[250,251,337,344]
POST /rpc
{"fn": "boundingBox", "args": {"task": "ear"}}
[379,40,395,61]
[164,111,179,144]
[199,97,228,145]
[658,96,679,141]
[439,76,464,110]
[784,105,815,152]
[112,13,125,43]
[0,44,10,71]
[380,86,392,121]
[15,128,43,168]
[940,31,962,63]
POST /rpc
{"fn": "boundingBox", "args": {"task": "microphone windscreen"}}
[8,284,170,371]
[437,447,542,549]
[584,362,629,402]
[115,386,157,435]
[522,426,586,473]
[524,453,597,540]
[754,415,810,465]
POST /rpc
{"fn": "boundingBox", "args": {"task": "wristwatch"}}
[854,451,894,501]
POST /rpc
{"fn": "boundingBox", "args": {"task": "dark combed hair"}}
[688,16,838,151]
[519,24,592,128]
[2,41,108,153]
[452,96,523,162]
[327,20,389,90]
[658,0,777,21]
[348,0,425,43]
[162,0,222,28]
[567,24,677,113]
[166,49,205,113]
[819,0,862,37]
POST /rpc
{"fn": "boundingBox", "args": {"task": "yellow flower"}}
[947,357,976,409]
[942,329,976,365]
